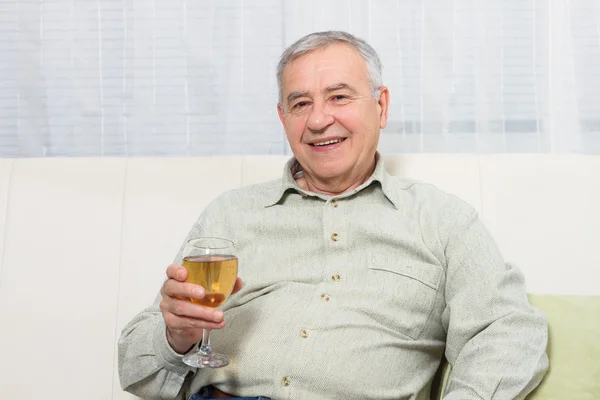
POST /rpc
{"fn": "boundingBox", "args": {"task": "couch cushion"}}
[0,158,126,399]
[479,155,600,295]
[526,294,600,400]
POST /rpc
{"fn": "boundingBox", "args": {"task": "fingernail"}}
[214,310,224,321]
[177,270,185,280]
[193,288,204,298]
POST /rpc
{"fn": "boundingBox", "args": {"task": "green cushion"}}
[526,294,600,400]
[431,294,600,400]
[430,358,451,400]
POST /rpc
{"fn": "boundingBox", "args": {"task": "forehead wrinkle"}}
[282,46,367,103]
[284,72,324,104]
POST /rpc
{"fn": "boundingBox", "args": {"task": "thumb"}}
[231,277,243,294]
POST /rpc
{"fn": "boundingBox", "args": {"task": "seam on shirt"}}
[490,375,503,399]
[415,202,444,268]
[442,205,477,305]
[442,206,476,259]
[395,178,448,270]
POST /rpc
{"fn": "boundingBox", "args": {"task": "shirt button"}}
[331,274,341,281]
[300,329,309,338]
[330,233,339,242]
[331,199,339,208]
[321,293,330,302]
[282,376,291,387]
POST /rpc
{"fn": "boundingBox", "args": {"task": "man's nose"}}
[306,103,335,132]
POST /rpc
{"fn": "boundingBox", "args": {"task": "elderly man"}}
[119,31,548,400]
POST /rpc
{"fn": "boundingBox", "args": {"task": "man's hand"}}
[160,264,243,354]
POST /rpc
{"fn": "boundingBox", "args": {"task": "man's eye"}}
[332,95,347,101]
[293,101,309,109]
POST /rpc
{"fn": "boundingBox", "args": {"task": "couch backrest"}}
[0,155,598,400]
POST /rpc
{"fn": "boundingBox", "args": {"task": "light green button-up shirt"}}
[119,154,548,400]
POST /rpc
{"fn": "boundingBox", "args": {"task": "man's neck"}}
[295,161,376,196]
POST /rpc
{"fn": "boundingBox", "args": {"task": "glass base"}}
[182,351,230,368]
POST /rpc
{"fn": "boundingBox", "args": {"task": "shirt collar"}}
[264,152,400,209]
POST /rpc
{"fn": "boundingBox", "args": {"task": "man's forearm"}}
[118,297,194,399]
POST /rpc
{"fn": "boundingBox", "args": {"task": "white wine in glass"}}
[181,237,238,368]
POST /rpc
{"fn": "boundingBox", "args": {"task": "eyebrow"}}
[324,83,358,94]
[287,91,309,104]
[286,83,359,105]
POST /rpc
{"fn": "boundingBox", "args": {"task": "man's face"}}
[278,43,389,184]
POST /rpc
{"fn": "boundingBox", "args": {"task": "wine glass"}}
[181,237,238,368]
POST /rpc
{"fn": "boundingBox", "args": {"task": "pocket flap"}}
[369,253,443,290]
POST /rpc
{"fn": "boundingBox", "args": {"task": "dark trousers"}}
[189,386,271,400]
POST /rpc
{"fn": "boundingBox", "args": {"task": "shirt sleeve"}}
[117,192,235,399]
[440,201,549,399]
[117,295,193,400]
[117,222,202,400]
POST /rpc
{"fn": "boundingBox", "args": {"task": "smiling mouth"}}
[309,138,346,147]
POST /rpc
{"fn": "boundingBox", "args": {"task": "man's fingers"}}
[231,277,243,294]
[177,316,226,331]
[161,264,232,353]
[166,264,188,282]
[164,313,227,332]
[161,297,224,323]
[162,279,205,300]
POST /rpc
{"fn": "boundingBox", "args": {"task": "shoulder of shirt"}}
[388,175,477,217]
[201,178,283,213]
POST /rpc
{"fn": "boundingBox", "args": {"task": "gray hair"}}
[276,31,383,105]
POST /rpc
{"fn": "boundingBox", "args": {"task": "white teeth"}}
[313,138,343,146]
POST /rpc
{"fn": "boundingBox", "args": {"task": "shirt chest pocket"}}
[365,252,443,340]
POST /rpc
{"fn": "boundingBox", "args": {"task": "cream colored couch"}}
[0,154,598,400]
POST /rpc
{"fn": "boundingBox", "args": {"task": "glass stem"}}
[198,329,212,357]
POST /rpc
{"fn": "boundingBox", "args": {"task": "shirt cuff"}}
[153,319,195,375]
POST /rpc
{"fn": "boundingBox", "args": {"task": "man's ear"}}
[377,86,390,129]
[277,103,286,126]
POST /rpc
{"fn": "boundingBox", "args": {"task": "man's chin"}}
[308,166,350,181]
[297,154,353,177]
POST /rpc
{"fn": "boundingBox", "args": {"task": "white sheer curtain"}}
[1,0,599,157]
